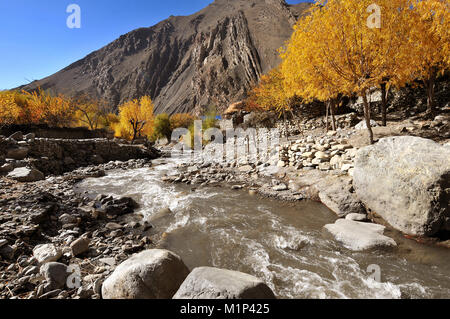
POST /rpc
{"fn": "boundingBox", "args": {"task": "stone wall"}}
[0,135,160,177]
[0,125,113,140]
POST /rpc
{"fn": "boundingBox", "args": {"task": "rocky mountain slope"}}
[21,0,312,115]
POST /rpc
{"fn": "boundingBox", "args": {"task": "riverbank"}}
[0,110,449,299]
[160,113,450,247]
[0,159,160,299]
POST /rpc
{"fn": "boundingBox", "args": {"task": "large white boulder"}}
[173,267,276,299]
[324,219,396,251]
[102,249,189,299]
[7,167,44,182]
[353,136,450,236]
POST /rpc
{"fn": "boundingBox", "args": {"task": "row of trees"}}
[0,89,116,130]
[113,96,197,142]
[248,0,449,144]
[0,89,197,143]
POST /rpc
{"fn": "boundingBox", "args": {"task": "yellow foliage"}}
[72,95,114,130]
[279,0,434,143]
[170,113,195,130]
[410,0,449,75]
[115,96,155,140]
[23,89,76,127]
[247,66,291,117]
[0,91,21,127]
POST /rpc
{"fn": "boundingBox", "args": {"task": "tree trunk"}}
[425,71,436,115]
[283,110,288,138]
[330,99,337,131]
[132,129,137,144]
[362,92,375,145]
[325,102,330,132]
[380,82,388,127]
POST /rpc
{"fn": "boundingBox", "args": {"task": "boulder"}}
[33,244,62,264]
[6,147,28,160]
[239,165,253,173]
[100,196,139,216]
[7,167,44,182]
[58,213,78,225]
[353,136,450,236]
[40,262,68,290]
[102,249,189,299]
[173,267,276,299]
[324,219,396,251]
[355,120,379,130]
[318,178,365,218]
[70,237,90,256]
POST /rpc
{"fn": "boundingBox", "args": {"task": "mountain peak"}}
[23,0,312,115]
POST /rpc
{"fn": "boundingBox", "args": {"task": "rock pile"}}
[0,159,157,299]
[278,133,358,175]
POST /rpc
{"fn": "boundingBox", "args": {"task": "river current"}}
[76,157,450,299]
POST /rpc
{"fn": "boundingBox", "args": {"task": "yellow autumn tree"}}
[407,0,449,114]
[248,67,292,120]
[73,94,114,130]
[115,96,154,142]
[280,19,342,132]
[24,89,76,127]
[170,113,195,130]
[0,91,21,128]
[281,0,416,144]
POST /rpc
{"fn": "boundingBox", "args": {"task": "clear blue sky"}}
[0,0,309,90]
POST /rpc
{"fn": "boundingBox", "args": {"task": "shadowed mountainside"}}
[21,0,312,115]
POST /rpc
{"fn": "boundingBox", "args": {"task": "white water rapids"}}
[76,157,450,299]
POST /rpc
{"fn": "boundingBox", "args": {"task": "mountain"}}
[22,0,312,115]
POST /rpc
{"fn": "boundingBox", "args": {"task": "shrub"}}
[151,113,172,141]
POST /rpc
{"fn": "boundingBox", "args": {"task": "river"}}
[75,157,450,299]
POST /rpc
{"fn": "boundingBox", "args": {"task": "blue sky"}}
[0,0,309,90]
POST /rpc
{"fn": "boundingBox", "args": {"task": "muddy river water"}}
[76,157,450,299]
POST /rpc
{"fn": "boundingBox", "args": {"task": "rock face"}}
[353,136,450,236]
[324,219,397,251]
[7,167,45,183]
[102,249,189,299]
[173,267,276,299]
[21,0,311,115]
